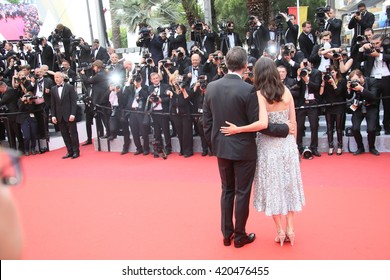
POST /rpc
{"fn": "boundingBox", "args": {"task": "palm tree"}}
[247,0,270,24]
[110,0,122,48]
[181,0,201,26]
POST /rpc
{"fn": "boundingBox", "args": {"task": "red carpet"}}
[0,17,25,40]
[11,146,390,259]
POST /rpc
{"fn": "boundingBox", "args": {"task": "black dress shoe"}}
[353,148,365,155]
[121,150,128,155]
[165,149,172,155]
[71,153,80,159]
[82,140,92,146]
[369,148,380,156]
[153,152,159,158]
[62,153,73,159]
[234,233,256,248]
[143,150,150,156]
[134,150,143,155]
[312,149,321,157]
[201,150,208,156]
[100,134,109,139]
[223,235,233,246]
[184,154,193,158]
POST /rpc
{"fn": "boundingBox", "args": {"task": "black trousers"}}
[129,111,150,152]
[151,111,171,152]
[58,118,80,155]
[170,114,193,156]
[109,112,131,150]
[296,107,319,150]
[193,116,210,153]
[372,76,390,132]
[325,112,344,148]
[351,106,378,149]
[218,158,256,241]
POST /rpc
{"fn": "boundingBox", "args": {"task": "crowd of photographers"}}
[1,1,390,158]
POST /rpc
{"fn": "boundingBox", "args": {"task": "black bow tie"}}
[57,84,63,88]
[154,85,160,89]
[193,67,198,71]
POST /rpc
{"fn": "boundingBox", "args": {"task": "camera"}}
[161,60,174,68]
[31,36,44,46]
[24,94,38,101]
[350,80,360,89]
[219,61,228,75]
[142,53,153,64]
[175,49,184,59]
[248,16,257,27]
[197,75,208,90]
[193,20,203,32]
[131,74,142,83]
[282,44,293,56]
[218,21,228,35]
[300,67,311,78]
[332,50,341,59]
[77,62,93,72]
[138,26,151,43]
[70,37,81,47]
[323,70,332,82]
[275,13,284,28]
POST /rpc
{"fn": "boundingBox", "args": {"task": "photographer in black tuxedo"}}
[280,13,299,47]
[348,2,375,47]
[357,34,390,135]
[324,8,342,47]
[80,60,110,142]
[295,59,322,156]
[347,69,379,155]
[54,24,73,61]
[147,72,172,157]
[275,43,304,79]
[246,15,268,59]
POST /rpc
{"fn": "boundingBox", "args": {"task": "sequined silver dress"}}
[253,109,305,216]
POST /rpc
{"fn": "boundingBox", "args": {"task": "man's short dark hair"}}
[302,21,311,28]
[357,2,366,9]
[225,46,247,72]
[0,81,7,88]
[371,34,384,41]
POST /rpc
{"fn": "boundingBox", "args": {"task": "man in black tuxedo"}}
[80,60,110,141]
[298,21,316,58]
[40,37,54,70]
[91,39,110,64]
[220,21,242,56]
[51,72,80,159]
[126,76,150,155]
[203,47,290,248]
[348,2,375,47]
[55,24,73,61]
[281,13,299,47]
[184,53,204,87]
[246,15,269,59]
[295,60,322,156]
[275,43,304,79]
[0,81,24,152]
[147,72,172,157]
[0,42,17,64]
[324,8,342,47]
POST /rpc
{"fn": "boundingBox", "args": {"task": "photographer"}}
[0,81,24,152]
[191,22,216,56]
[275,43,304,79]
[136,25,165,64]
[12,70,33,97]
[246,15,268,59]
[295,59,322,157]
[347,69,379,155]
[319,66,347,155]
[60,60,77,85]
[203,51,224,82]
[17,92,38,155]
[189,43,206,63]
[166,72,194,157]
[298,21,316,59]
[77,38,92,65]
[277,65,297,90]
[280,13,299,47]
[38,37,55,70]
[0,42,17,64]
[54,24,73,61]
[167,24,188,57]
[106,53,125,85]
[147,72,172,157]
[171,47,190,75]
[80,60,110,141]
[126,74,150,155]
[157,58,177,84]
[184,53,204,87]
[324,8,342,47]
[139,53,158,86]
[309,31,339,71]
[3,55,20,82]
[358,34,390,135]
[220,21,242,56]
[91,39,110,64]
[348,2,375,47]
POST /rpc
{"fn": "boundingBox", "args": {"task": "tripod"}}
[219,32,230,55]
[275,24,285,50]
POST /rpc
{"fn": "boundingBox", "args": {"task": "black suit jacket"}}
[80,70,109,106]
[325,18,342,47]
[358,48,390,77]
[41,44,54,69]
[50,83,78,122]
[220,32,242,56]
[298,32,316,58]
[247,25,270,59]
[0,87,19,121]
[348,11,375,45]
[168,34,187,57]
[147,83,170,112]
[285,20,299,47]
[203,74,289,160]
[92,46,110,64]
[294,68,322,107]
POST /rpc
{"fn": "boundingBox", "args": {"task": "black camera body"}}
[350,80,360,89]
[149,93,160,103]
[219,62,228,75]
[197,75,208,90]
[300,67,311,78]
[24,94,38,101]
[194,20,203,32]
[282,44,292,56]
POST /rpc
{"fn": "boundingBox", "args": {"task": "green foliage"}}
[214,0,248,38]
[108,26,128,47]
[6,0,20,4]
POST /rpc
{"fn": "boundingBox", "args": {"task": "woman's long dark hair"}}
[253,57,285,104]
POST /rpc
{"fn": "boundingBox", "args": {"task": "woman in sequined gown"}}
[220,57,305,246]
